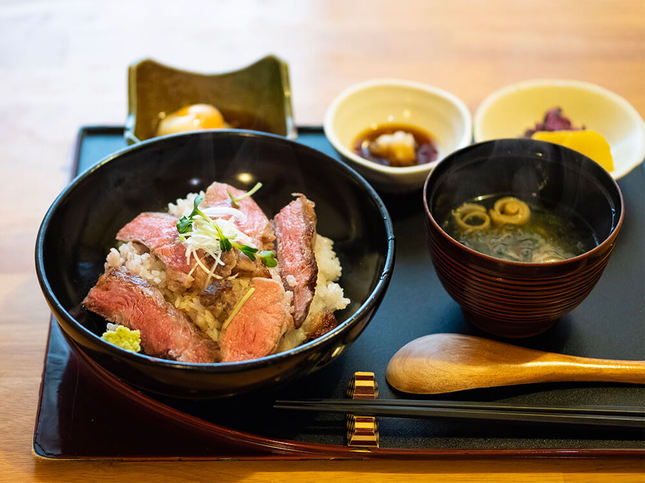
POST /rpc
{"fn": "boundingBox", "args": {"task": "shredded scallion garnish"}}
[227,182,263,208]
[221,287,256,331]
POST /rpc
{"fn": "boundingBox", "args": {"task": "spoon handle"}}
[524,354,645,384]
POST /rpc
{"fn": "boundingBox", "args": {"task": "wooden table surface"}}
[1,0,644,481]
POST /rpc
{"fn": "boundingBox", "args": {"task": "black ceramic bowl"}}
[423,138,623,338]
[36,130,394,398]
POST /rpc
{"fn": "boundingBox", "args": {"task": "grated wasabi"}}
[101,325,141,353]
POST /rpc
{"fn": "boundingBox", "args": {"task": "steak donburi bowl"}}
[36,130,394,398]
[423,138,623,338]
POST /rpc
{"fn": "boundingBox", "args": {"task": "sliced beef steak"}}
[116,211,236,291]
[273,194,318,327]
[83,267,219,363]
[116,212,194,291]
[219,277,293,362]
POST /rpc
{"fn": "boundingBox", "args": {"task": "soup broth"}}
[442,195,598,263]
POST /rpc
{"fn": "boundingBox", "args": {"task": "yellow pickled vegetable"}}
[531,130,614,173]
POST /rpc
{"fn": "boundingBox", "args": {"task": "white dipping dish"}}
[474,79,645,179]
[324,79,472,193]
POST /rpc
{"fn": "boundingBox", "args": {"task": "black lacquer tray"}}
[33,126,645,459]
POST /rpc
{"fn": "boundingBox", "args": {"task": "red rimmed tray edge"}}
[34,316,645,460]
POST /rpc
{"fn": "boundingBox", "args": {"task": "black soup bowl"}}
[36,130,395,398]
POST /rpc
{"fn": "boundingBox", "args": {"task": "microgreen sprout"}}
[177,194,206,235]
[259,250,278,267]
[227,182,263,208]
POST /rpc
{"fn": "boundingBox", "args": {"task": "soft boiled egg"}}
[156,104,228,136]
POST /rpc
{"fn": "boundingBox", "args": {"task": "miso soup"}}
[441,195,598,263]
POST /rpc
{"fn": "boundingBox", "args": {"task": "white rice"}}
[308,235,350,315]
[105,242,167,288]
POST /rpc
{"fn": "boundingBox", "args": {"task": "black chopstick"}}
[276,398,645,415]
[273,399,645,429]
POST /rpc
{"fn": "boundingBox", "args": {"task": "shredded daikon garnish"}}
[201,205,248,223]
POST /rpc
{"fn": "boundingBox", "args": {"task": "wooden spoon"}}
[386,333,645,394]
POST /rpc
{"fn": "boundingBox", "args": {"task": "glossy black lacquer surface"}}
[35,130,394,398]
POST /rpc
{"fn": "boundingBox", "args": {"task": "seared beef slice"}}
[273,194,318,327]
[83,267,219,363]
[220,277,293,362]
[116,212,194,291]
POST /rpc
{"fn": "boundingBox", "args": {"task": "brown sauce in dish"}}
[353,123,439,167]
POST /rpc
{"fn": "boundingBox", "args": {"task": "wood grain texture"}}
[1,0,644,480]
[386,334,645,394]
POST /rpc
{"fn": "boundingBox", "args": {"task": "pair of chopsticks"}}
[274,399,645,429]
